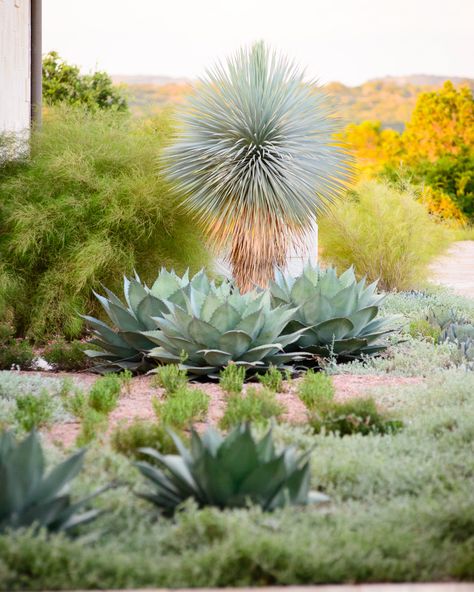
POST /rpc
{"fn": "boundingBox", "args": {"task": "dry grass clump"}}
[318,180,450,291]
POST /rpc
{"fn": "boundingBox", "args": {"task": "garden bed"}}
[11,370,422,448]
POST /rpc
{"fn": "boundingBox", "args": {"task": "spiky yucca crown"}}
[165,42,350,289]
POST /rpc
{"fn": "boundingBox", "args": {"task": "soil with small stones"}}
[22,371,423,449]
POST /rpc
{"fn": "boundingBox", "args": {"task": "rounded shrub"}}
[318,180,450,291]
[0,107,210,341]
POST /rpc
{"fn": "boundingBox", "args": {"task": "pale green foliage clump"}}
[88,374,122,415]
[60,373,127,445]
[0,107,209,341]
[219,387,284,429]
[111,419,180,458]
[298,370,335,411]
[14,391,54,432]
[318,181,450,291]
[257,365,284,392]
[219,364,246,394]
[151,364,188,395]
[0,373,73,430]
[152,388,209,428]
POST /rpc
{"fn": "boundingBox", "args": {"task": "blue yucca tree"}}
[165,42,350,290]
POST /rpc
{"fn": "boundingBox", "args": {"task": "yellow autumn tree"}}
[339,120,402,179]
[402,81,474,163]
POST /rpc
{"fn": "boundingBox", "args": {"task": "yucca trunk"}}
[229,214,289,291]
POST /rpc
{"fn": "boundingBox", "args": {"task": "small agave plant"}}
[0,431,104,534]
[269,263,398,360]
[135,424,328,514]
[440,322,474,370]
[144,279,308,377]
[82,269,208,371]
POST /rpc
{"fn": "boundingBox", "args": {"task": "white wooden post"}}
[284,219,318,275]
[0,0,31,153]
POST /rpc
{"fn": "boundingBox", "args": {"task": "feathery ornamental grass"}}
[0,107,210,341]
[165,42,350,290]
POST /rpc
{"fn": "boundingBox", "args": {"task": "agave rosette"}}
[82,269,209,371]
[0,431,104,534]
[136,424,328,514]
[270,264,398,360]
[144,280,308,377]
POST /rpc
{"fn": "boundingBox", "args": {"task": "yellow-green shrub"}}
[318,181,450,291]
[0,107,209,341]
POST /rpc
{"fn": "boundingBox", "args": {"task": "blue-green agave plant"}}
[270,264,399,360]
[82,268,208,371]
[165,42,350,291]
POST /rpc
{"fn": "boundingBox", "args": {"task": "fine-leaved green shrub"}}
[88,374,122,415]
[219,363,246,394]
[257,365,284,392]
[76,408,108,446]
[151,364,188,395]
[111,419,180,458]
[318,181,450,291]
[62,388,88,419]
[219,387,284,430]
[152,387,209,428]
[42,339,91,371]
[408,318,442,341]
[298,370,335,411]
[0,106,210,341]
[0,340,34,370]
[13,391,54,431]
[309,397,403,436]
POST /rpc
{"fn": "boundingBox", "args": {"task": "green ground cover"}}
[0,370,473,589]
[1,282,474,590]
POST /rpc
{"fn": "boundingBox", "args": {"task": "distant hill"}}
[112,74,190,86]
[114,74,474,131]
[373,74,474,88]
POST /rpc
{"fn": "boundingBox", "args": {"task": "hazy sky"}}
[43,0,474,86]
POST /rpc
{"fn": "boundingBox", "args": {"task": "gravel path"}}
[430,240,474,298]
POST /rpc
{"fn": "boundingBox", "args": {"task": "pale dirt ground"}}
[430,240,474,298]
[42,372,422,449]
